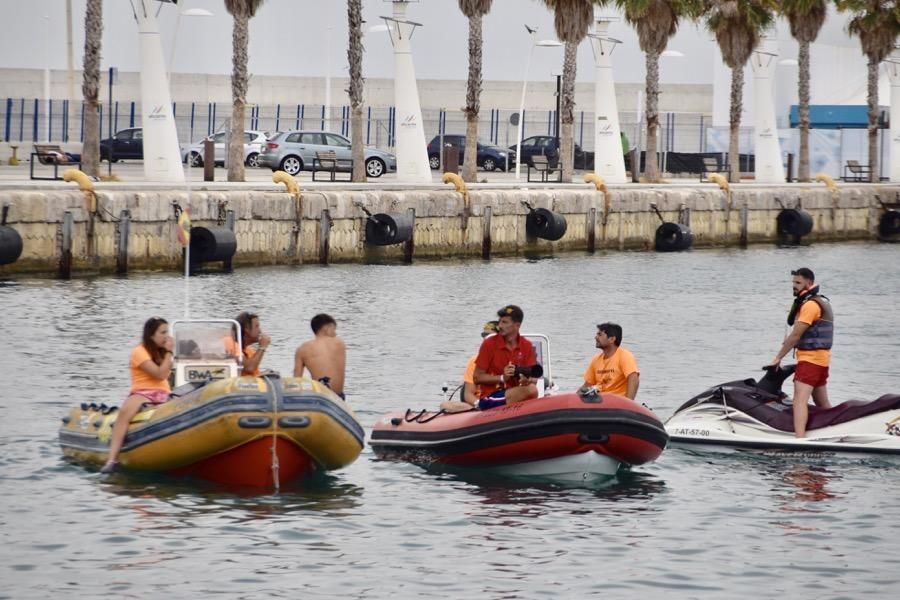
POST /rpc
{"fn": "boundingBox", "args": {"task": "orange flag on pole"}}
[177,208,191,247]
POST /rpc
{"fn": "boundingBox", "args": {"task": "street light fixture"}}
[515,28,562,180]
[169,6,215,83]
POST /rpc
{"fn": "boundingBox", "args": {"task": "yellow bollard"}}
[442,172,470,212]
[584,173,608,195]
[273,170,301,198]
[708,173,729,193]
[815,173,837,192]
[63,168,97,213]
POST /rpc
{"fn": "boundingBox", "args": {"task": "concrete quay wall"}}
[0,184,895,275]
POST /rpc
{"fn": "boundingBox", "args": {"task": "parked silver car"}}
[259,131,396,178]
[181,130,268,168]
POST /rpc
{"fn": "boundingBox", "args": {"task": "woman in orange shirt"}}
[101,317,174,473]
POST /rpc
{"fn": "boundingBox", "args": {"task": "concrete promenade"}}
[0,161,897,277]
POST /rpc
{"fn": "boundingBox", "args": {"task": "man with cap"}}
[767,267,834,437]
[440,320,499,413]
[473,305,539,409]
[580,322,640,400]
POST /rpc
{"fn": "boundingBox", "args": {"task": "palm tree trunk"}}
[560,40,577,183]
[228,13,249,182]
[866,55,879,183]
[797,39,811,182]
[462,14,483,182]
[81,0,102,178]
[729,66,743,183]
[644,49,661,183]
[348,0,366,182]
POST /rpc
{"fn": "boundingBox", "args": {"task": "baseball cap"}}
[481,320,499,338]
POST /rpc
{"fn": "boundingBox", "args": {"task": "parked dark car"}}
[427,134,516,171]
[100,127,143,161]
[511,135,589,169]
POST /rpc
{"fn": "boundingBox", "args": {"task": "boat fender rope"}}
[403,408,447,424]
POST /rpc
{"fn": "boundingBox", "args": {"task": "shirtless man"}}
[293,313,347,399]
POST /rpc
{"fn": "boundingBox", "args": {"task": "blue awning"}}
[789,105,887,129]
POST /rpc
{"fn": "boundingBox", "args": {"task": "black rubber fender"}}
[0,225,23,266]
[776,208,814,237]
[655,222,694,252]
[365,213,413,246]
[878,210,900,240]
[189,226,237,264]
[525,208,567,241]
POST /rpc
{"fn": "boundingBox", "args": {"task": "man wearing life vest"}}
[767,267,834,437]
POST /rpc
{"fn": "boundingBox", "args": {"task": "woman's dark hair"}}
[141,317,169,365]
[236,312,258,348]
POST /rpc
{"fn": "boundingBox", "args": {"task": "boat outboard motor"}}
[756,364,796,396]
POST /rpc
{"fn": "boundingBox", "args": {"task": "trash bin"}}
[442,144,459,174]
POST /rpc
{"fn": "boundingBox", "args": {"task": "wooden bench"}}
[312,151,353,182]
[527,154,562,183]
[30,144,81,181]
[843,160,872,182]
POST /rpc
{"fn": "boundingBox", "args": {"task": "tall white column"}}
[886,50,900,182]
[383,1,431,184]
[134,0,184,183]
[588,17,626,183]
[750,36,785,183]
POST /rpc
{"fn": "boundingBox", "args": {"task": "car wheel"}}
[245,152,260,168]
[280,156,303,176]
[366,157,386,178]
[482,157,497,172]
[188,151,203,167]
[428,154,440,170]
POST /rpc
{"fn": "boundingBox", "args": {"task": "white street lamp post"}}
[751,34,785,183]
[133,0,184,182]
[515,28,562,180]
[886,48,900,182]
[381,0,431,183]
[588,16,626,183]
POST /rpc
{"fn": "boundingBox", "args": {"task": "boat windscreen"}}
[175,323,239,360]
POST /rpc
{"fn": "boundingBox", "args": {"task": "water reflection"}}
[99,471,365,519]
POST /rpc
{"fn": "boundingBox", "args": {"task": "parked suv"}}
[100,127,143,161]
[181,130,268,168]
[259,131,396,178]
[511,135,589,169]
[427,134,515,171]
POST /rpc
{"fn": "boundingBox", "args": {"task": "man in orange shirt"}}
[580,322,640,400]
[768,267,833,437]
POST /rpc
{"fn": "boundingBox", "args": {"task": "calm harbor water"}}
[2,242,898,599]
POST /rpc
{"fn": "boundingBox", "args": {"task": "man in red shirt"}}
[474,305,539,409]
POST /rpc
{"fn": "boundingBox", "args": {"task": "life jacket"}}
[793,292,834,350]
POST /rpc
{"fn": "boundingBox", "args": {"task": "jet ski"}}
[665,365,900,455]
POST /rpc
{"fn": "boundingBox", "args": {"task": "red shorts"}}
[794,362,829,387]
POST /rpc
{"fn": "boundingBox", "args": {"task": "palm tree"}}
[348,0,366,181]
[837,0,900,182]
[616,0,704,182]
[81,0,102,178]
[542,0,597,182]
[781,0,827,182]
[224,0,266,182]
[706,0,777,183]
[458,1,494,182]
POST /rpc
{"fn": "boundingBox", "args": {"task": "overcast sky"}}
[5,0,864,85]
